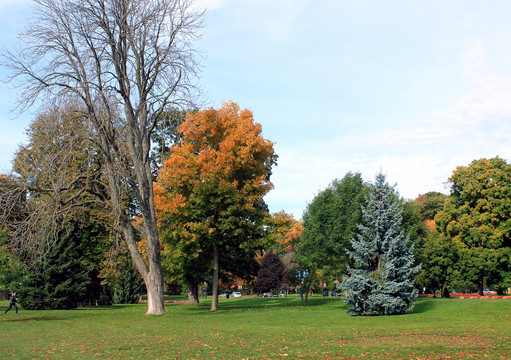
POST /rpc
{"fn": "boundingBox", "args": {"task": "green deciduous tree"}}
[150,108,187,175]
[297,172,367,305]
[342,173,420,316]
[401,200,427,248]
[3,107,122,303]
[436,157,511,295]
[417,230,459,297]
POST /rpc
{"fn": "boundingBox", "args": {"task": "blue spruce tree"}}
[341,173,420,315]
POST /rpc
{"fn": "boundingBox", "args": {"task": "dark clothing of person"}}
[4,294,18,314]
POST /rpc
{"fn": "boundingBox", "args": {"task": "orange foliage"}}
[155,102,275,239]
[283,223,303,251]
[269,210,303,253]
[425,219,436,232]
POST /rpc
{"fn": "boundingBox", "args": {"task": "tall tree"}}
[297,172,367,305]
[3,0,204,315]
[341,173,420,316]
[2,108,106,259]
[155,102,276,311]
[436,157,511,295]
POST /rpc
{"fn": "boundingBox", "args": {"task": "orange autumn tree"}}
[155,102,276,310]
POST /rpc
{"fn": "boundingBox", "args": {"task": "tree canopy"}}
[436,157,511,294]
[415,192,449,221]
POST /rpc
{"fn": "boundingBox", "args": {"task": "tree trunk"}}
[143,225,165,315]
[211,243,219,311]
[145,270,165,315]
[478,276,484,296]
[303,286,309,306]
[123,226,165,315]
[186,280,199,304]
[113,177,165,315]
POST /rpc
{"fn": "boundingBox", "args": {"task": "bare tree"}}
[2,0,204,315]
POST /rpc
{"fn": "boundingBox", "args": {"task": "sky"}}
[1,0,511,219]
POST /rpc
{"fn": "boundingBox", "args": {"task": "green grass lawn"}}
[1,296,510,359]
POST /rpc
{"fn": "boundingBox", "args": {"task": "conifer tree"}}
[113,265,141,305]
[341,173,420,315]
[19,227,88,310]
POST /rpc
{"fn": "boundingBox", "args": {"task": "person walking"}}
[4,292,18,314]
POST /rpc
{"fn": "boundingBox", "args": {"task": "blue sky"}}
[2,0,511,219]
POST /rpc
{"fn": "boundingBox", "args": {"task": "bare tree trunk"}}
[144,229,165,314]
[211,243,219,311]
[117,209,165,315]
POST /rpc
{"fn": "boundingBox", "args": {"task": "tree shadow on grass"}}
[413,298,443,314]
[1,305,131,322]
[80,305,130,311]
[178,296,345,315]
[2,313,80,322]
